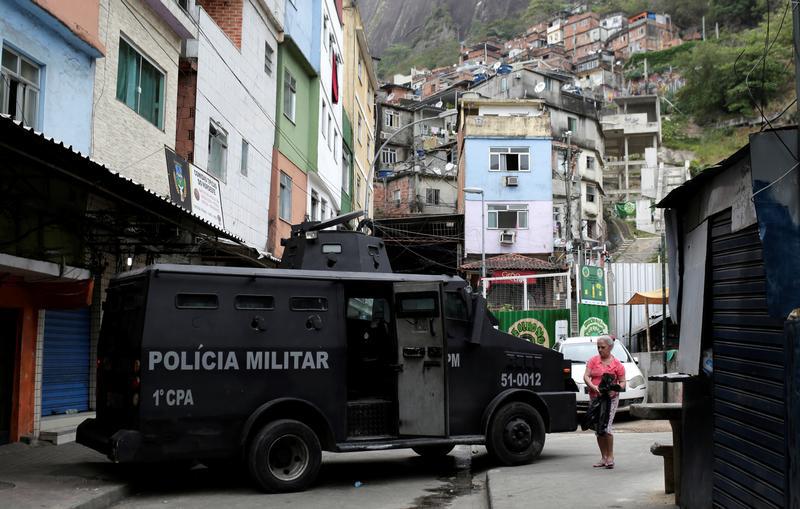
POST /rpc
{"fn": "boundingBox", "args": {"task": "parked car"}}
[554,337,647,412]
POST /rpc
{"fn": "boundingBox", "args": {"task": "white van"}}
[554,337,647,412]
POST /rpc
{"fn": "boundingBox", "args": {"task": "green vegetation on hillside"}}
[377,40,461,79]
[662,115,757,170]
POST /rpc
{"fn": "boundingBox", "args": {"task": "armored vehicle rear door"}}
[393,282,447,436]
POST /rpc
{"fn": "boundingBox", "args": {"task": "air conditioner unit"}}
[500,231,516,244]
[380,132,390,140]
[505,175,519,186]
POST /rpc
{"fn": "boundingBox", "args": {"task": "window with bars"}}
[1,46,40,128]
[381,148,397,164]
[488,204,528,229]
[116,38,165,129]
[426,188,440,205]
[489,147,530,172]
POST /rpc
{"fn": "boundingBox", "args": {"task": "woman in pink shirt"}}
[583,335,626,469]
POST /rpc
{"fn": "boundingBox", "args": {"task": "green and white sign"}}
[615,201,636,219]
[494,309,571,348]
[578,304,610,337]
[580,265,606,305]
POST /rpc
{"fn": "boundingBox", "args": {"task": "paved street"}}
[109,417,673,509]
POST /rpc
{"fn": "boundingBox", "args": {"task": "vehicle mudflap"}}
[537,392,577,432]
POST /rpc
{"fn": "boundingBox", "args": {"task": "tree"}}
[710,0,767,29]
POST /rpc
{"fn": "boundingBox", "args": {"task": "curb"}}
[71,485,133,509]
[485,469,498,509]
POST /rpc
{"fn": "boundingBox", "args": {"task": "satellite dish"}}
[435,100,444,108]
[534,82,546,94]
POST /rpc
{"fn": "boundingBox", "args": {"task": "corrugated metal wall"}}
[41,309,91,416]
[710,210,787,508]
[607,262,665,344]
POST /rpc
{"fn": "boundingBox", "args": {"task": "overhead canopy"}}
[626,288,669,305]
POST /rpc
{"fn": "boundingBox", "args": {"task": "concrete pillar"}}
[624,136,630,201]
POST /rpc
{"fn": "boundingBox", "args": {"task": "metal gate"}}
[41,308,91,416]
[710,210,787,508]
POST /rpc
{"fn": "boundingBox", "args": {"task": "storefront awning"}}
[626,288,669,305]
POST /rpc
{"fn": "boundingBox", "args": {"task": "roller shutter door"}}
[41,308,91,416]
[710,210,787,508]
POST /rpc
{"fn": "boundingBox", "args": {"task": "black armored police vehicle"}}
[77,213,577,492]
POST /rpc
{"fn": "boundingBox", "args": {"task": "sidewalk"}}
[486,431,677,509]
[0,441,129,509]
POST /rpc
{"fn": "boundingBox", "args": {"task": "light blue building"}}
[0,0,103,154]
[284,0,321,71]
[461,99,554,256]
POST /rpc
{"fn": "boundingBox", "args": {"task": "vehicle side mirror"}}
[633,356,639,364]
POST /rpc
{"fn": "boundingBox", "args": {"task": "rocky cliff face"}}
[359,0,529,56]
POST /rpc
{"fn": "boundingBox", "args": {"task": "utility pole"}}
[702,16,706,41]
[564,131,573,248]
[661,232,667,350]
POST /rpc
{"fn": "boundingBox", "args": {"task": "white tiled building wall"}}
[192,1,281,248]
[311,0,344,219]
[92,0,184,196]
[33,310,45,437]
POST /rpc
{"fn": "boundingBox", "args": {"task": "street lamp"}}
[463,187,485,283]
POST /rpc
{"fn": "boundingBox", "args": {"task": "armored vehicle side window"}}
[445,292,469,321]
[322,244,342,254]
[175,293,218,309]
[347,297,373,320]
[290,297,328,311]
[396,292,438,318]
[235,295,275,310]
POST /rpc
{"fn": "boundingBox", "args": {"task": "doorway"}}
[0,310,19,445]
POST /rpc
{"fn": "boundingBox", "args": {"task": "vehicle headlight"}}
[629,375,645,389]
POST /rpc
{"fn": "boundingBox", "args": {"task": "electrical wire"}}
[751,161,800,200]
[740,0,797,160]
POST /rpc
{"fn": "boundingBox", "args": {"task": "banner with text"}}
[579,265,607,305]
[165,148,225,229]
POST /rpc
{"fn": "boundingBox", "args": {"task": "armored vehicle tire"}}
[412,444,455,458]
[486,402,545,466]
[247,419,322,493]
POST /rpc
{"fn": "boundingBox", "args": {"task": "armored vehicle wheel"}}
[248,419,322,493]
[486,402,545,466]
[412,444,455,458]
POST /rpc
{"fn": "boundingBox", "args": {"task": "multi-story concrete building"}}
[563,12,599,61]
[547,16,566,46]
[175,0,284,250]
[600,12,627,37]
[460,41,503,66]
[342,0,377,217]
[0,0,105,445]
[457,98,554,257]
[1,0,105,152]
[627,12,679,55]
[470,67,606,247]
[91,0,196,194]
[267,0,320,257]
[311,0,344,222]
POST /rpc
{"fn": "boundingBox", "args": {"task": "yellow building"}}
[342,0,378,217]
